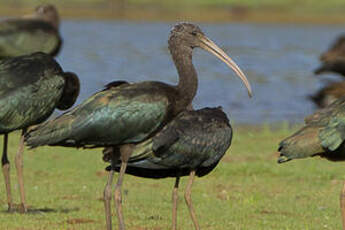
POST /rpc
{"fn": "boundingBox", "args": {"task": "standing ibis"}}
[0,4,61,58]
[0,52,79,212]
[103,106,233,230]
[25,23,252,230]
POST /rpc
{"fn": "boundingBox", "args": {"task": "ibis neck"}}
[170,45,198,109]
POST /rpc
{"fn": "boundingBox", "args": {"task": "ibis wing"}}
[319,116,345,151]
[0,53,65,133]
[26,83,171,148]
[305,97,345,124]
[315,97,345,151]
[127,108,232,168]
[0,19,60,57]
[0,77,64,133]
[126,123,180,164]
[0,53,62,96]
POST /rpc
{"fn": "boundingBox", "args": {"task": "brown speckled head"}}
[35,4,60,29]
[57,72,80,110]
[169,23,204,49]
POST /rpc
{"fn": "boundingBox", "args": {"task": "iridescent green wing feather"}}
[126,108,232,169]
[278,97,345,163]
[0,53,65,133]
[25,82,172,148]
[318,98,345,151]
[0,75,63,133]
[151,108,232,168]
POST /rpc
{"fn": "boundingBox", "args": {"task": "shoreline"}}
[1,5,345,24]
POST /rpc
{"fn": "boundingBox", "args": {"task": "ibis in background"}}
[25,23,252,230]
[314,34,345,77]
[0,4,61,58]
[0,52,80,212]
[278,97,345,230]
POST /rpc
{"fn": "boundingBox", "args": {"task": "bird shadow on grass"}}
[0,205,80,215]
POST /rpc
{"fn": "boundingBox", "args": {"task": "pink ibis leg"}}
[114,145,132,230]
[1,134,13,212]
[104,170,115,230]
[184,170,200,230]
[15,130,27,213]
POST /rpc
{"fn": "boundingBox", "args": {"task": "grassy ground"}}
[0,125,345,229]
[1,0,345,23]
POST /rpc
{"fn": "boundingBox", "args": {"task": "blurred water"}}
[56,20,345,124]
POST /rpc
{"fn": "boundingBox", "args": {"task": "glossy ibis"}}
[25,23,252,230]
[277,97,345,229]
[103,106,232,230]
[314,35,345,77]
[1,52,79,212]
[0,4,61,58]
[310,81,345,108]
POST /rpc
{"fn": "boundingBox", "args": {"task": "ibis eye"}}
[191,31,197,36]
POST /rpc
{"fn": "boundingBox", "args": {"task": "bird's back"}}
[25,81,179,148]
[109,107,232,178]
[0,52,66,134]
[0,19,61,58]
[278,97,345,163]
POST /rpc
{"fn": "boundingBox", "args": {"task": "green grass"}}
[0,0,106,5]
[1,126,344,229]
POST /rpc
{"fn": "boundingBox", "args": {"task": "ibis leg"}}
[1,134,13,212]
[114,145,132,230]
[340,180,345,230]
[15,130,27,213]
[172,177,180,230]
[104,170,115,230]
[184,170,200,230]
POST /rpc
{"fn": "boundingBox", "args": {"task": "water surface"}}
[56,21,345,124]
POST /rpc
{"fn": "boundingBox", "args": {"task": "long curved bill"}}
[199,35,252,97]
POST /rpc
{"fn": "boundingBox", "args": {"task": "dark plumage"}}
[25,23,252,230]
[277,97,345,229]
[314,35,345,77]
[0,4,61,58]
[104,107,232,230]
[0,52,79,212]
[278,98,345,163]
[106,107,232,179]
[310,81,345,108]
